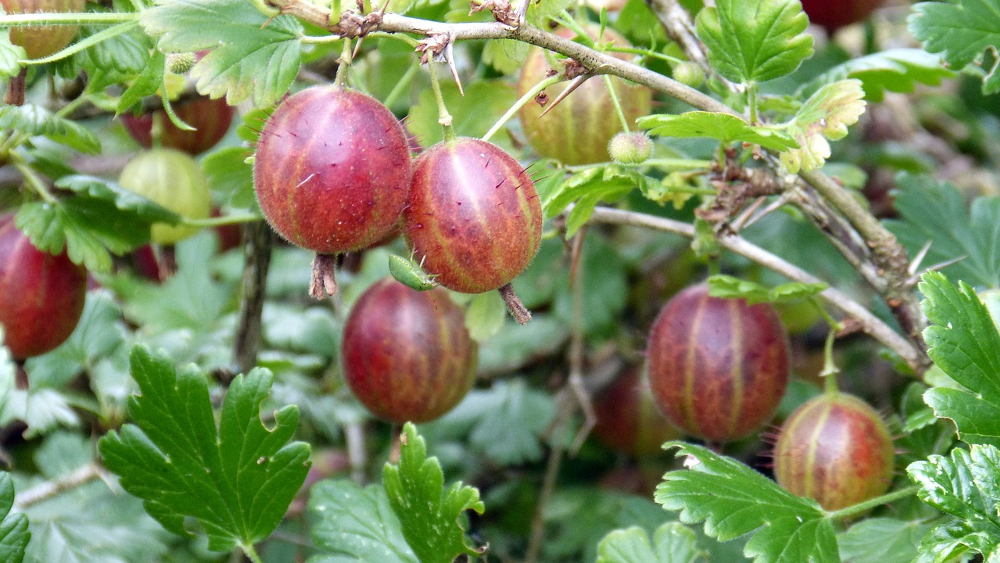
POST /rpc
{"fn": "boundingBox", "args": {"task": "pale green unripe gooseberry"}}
[608,132,653,165]
[118,148,211,244]
[672,61,705,89]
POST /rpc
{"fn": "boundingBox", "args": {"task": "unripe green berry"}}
[672,61,705,88]
[166,52,196,74]
[608,132,653,164]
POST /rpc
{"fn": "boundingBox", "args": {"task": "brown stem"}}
[14,462,104,509]
[498,283,531,324]
[309,253,339,299]
[4,67,26,106]
[234,222,273,374]
[524,441,565,563]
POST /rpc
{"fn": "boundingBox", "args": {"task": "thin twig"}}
[14,462,105,510]
[584,205,926,373]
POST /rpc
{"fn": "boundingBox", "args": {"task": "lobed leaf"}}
[382,423,485,563]
[638,112,798,151]
[918,272,1000,447]
[695,0,813,84]
[885,174,1000,290]
[308,480,419,563]
[0,473,28,563]
[907,444,1000,562]
[141,0,303,107]
[779,79,866,173]
[909,0,1000,94]
[596,523,706,563]
[798,48,955,102]
[543,165,649,237]
[98,345,310,552]
[657,442,838,563]
[0,105,100,154]
[837,518,935,563]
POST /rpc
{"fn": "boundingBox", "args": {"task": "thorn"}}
[540,74,593,117]
[908,240,933,276]
[906,255,967,286]
[445,35,464,96]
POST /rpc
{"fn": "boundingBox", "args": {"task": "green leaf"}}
[117,49,165,114]
[695,0,813,84]
[909,0,1000,94]
[596,523,706,563]
[430,379,557,465]
[638,112,798,151]
[98,345,311,551]
[202,146,257,210]
[21,433,171,563]
[406,80,517,148]
[543,165,645,237]
[657,442,838,563]
[0,105,100,154]
[382,423,485,563]
[707,274,826,305]
[141,0,303,107]
[0,32,26,79]
[307,480,419,563]
[837,518,936,563]
[798,48,955,102]
[0,473,28,563]
[464,291,506,341]
[906,444,1000,562]
[910,519,987,563]
[918,272,1000,447]
[779,79,866,173]
[14,175,174,272]
[885,174,1000,289]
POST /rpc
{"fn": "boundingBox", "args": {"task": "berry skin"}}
[1,0,84,60]
[774,392,895,511]
[118,148,212,245]
[801,0,884,33]
[341,278,477,424]
[0,214,87,360]
[517,26,652,165]
[121,96,235,155]
[592,366,682,457]
[647,283,790,442]
[404,137,542,294]
[253,86,412,255]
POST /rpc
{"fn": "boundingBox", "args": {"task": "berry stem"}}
[825,485,919,521]
[602,75,631,133]
[427,62,456,141]
[310,253,340,299]
[334,39,353,88]
[482,74,561,143]
[498,283,532,324]
[241,544,265,563]
[821,328,840,390]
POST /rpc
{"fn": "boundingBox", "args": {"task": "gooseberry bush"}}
[2,0,1000,562]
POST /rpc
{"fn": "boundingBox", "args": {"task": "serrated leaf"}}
[906,444,1000,562]
[15,189,162,273]
[0,473,28,563]
[307,480,419,563]
[779,79,866,174]
[0,105,100,154]
[918,272,1000,447]
[98,345,311,551]
[203,146,257,210]
[707,274,826,305]
[141,0,303,107]
[543,165,644,237]
[638,112,798,151]
[885,174,1000,289]
[657,442,838,563]
[837,518,935,563]
[0,32,25,78]
[596,523,706,563]
[910,519,986,563]
[909,0,1000,94]
[56,175,181,224]
[798,49,955,102]
[0,387,80,438]
[695,0,813,84]
[382,423,485,563]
